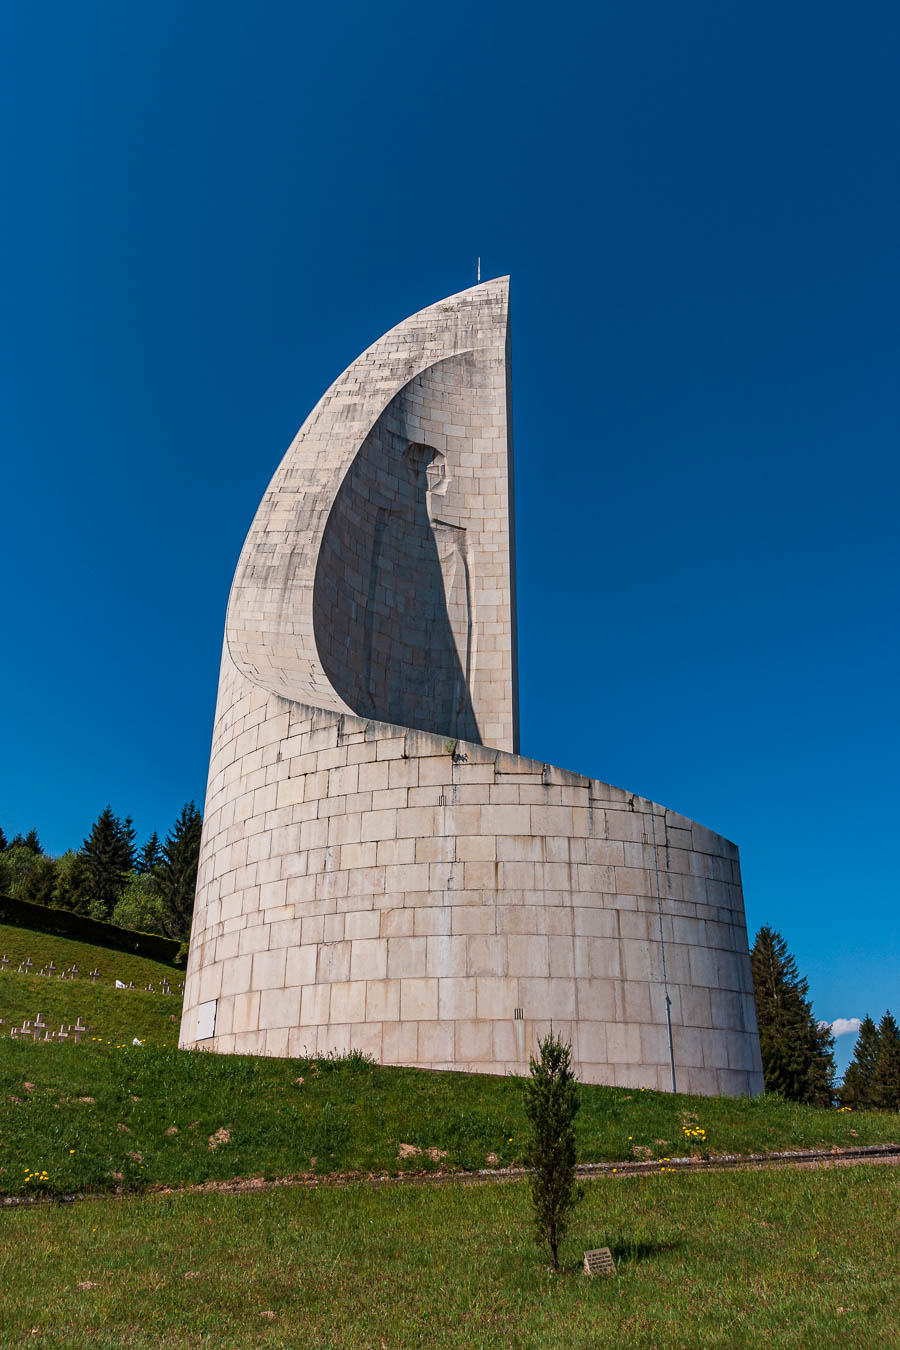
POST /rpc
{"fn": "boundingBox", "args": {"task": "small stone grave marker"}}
[90,968,100,982]
[583,1248,616,1278]
[1,954,9,971]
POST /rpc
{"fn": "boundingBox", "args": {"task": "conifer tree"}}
[10,829,42,853]
[522,1032,582,1272]
[23,828,43,854]
[871,1011,900,1111]
[153,802,203,940]
[750,926,835,1105]
[80,807,135,919]
[137,831,161,874]
[121,816,137,871]
[0,826,8,852]
[840,1015,880,1108]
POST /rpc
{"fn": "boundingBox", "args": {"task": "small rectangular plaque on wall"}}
[195,999,218,1040]
[583,1247,616,1277]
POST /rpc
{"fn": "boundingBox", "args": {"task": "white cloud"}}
[821,1017,862,1039]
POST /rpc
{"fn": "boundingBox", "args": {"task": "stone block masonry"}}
[181,279,764,1095]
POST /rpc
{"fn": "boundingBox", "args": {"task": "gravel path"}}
[4,1142,898,1209]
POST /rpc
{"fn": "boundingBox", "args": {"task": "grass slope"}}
[2,1167,898,1347]
[0,918,181,1046]
[0,920,178,987]
[0,972,180,1045]
[1,1037,898,1199]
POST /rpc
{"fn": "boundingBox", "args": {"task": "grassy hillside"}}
[0,920,178,988]
[0,972,180,1045]
[2,1166,898,1348]
[0,920,181,1046]
[2,1035,898,1199]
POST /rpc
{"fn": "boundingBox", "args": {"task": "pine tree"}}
[23,828,43,854]
[0,826,8,852]
[840,1015,880,1108]
[121,816,137,871]
[522,1032,582,1272]
[137,831,161,874]
[153,802,203,940]
[80,807,135,920]
[750,926,835,1105]
[809,1018,837,1107]
[10,829,42,854]
[871,1012,900,1111]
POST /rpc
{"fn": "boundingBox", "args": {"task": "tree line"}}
[751,925,900,1109]
[0,803,202,942]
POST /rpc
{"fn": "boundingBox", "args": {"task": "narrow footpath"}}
[3,1143,898,1209]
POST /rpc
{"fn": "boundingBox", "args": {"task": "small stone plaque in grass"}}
[583,1247,616,1277]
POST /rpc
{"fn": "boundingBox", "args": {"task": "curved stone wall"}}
[181,278,764,1095]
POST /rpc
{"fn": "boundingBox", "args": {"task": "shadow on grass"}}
[555,1238,680,1277]
[608,1238,681,1265]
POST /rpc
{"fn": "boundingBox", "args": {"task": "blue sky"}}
[2,1,897,1073]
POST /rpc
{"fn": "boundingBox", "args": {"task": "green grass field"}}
[2,1165,898,1348]
[3,921,899,1347]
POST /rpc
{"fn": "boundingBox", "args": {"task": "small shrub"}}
[522,1031,582,1271]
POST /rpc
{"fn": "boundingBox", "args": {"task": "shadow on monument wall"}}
[314,427,479,743]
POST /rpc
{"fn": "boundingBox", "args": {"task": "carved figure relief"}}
[358,441,478,741]
[423,447,476,726]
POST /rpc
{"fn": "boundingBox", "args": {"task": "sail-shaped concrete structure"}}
[181,278,763,1094]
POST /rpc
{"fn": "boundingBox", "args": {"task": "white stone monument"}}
[180,278,763,1095]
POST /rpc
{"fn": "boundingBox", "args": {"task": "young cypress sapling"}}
[522,1031,582,1272]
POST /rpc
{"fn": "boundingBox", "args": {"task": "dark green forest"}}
[0,804,202,942]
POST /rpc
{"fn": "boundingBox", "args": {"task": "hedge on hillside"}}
[0,893,181,965]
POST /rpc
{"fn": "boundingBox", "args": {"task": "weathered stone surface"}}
[180,279,764,1095]
[583,1248,616,1277]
